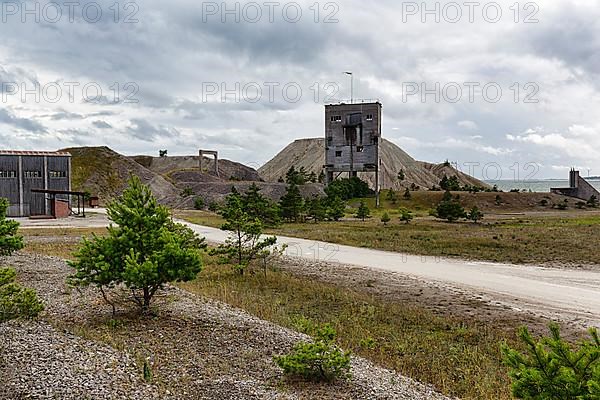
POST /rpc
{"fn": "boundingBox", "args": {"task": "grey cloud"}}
[0,108,46,133]
[92,120,112,129]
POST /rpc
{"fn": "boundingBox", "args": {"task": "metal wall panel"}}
[22,156,45,215]
[0,155,20,215]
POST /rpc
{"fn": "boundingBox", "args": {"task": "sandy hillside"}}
[258,138,488,190]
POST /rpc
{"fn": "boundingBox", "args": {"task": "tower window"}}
[335,151,342,157]
[366,114,373,121]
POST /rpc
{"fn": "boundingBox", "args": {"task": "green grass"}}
[180,260,519,399]
[175,207,600,265]
[268,216,600,265]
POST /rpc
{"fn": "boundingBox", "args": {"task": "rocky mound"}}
[132,155,262,183]
[63,146,179,204]
[258,138,488,190]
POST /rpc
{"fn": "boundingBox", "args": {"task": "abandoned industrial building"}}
[551,169,600,201]
[324,101,382,204]
[0,150,74,217]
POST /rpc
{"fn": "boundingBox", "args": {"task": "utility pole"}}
[344,71,353,103]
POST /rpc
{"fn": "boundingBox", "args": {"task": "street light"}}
[344,71,353,103]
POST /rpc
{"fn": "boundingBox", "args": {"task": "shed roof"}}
[0,150,71,157]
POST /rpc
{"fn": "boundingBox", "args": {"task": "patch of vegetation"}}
[210,188,277,275]
[275,323,351,382]
[0,200,43,322]
[0,267,44,321]
[68,176,205,313]
[325,177,373,201]
[502,323,600,399]
[181,261,520,399]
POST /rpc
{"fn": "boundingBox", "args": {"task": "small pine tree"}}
[588,195,598,208]
[386,189,398,204]
[397,169,405,181]
[243,183,280,227]
[280,182,305,222]
[436,192,466,222]
[193,197,205,210]
[403,188,412,200]
[381,212,391,226]
[212,189,277,275]
[355,201,370,221]
[307,196,327,223]
[467,206,484,223]
[325,196,345,221]
[0,198,24,255]
[399,208,414,224]
[274,324,351,382]
[69,176,205,313]
[502,323,600,400]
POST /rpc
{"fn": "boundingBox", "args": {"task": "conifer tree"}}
[280,182,304,222]
[69,176,204,313]
[355,201,370,221]
[212,189,277,275]
[0,198,23,255]
[502,323,600,399]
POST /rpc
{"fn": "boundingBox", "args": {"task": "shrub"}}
[502,323,600,400]
[467,206,484,223]
[0,198,24,255]
[208,202,220,212]
[69,176,205,313]
[403,188,412,200]
[275,324,351,382]
[181,187,194,197]
[0,267,44,322]
[355,201,370,221]
[193,196,205,210]
[588,195,598,208]
[381,212,391,226]
[386,189,398,204]
[399,208,414,224]
[325,177,373,200]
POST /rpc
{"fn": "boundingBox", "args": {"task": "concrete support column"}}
[44,156,49,215]
[18,156,24,217]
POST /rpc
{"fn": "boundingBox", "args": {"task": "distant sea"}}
[485,179,600,193]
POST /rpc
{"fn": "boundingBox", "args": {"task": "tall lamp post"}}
[344,71,353,103]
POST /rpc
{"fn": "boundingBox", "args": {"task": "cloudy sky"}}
[0,0,599,179]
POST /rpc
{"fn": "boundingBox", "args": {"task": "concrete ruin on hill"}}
[551,169,600,201]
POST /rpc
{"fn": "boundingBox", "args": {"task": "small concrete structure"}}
[199,150,219,177]
[551,169,600,201]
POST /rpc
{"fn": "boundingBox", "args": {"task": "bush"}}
[275,324,351,382]
[0,267,44,322]
[0,198,24,255]
[502,323,600,399]
[399,208,414,224]
[467,206,484,223]
[381,212,391,225]
[193,197,205,210]
[208,202,220,212]
[181,187,194,197]
[325,177,373,200]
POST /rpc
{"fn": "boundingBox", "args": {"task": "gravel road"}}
[17,211,600,328]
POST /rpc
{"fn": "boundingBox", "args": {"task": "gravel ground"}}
[0,253,450,400]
